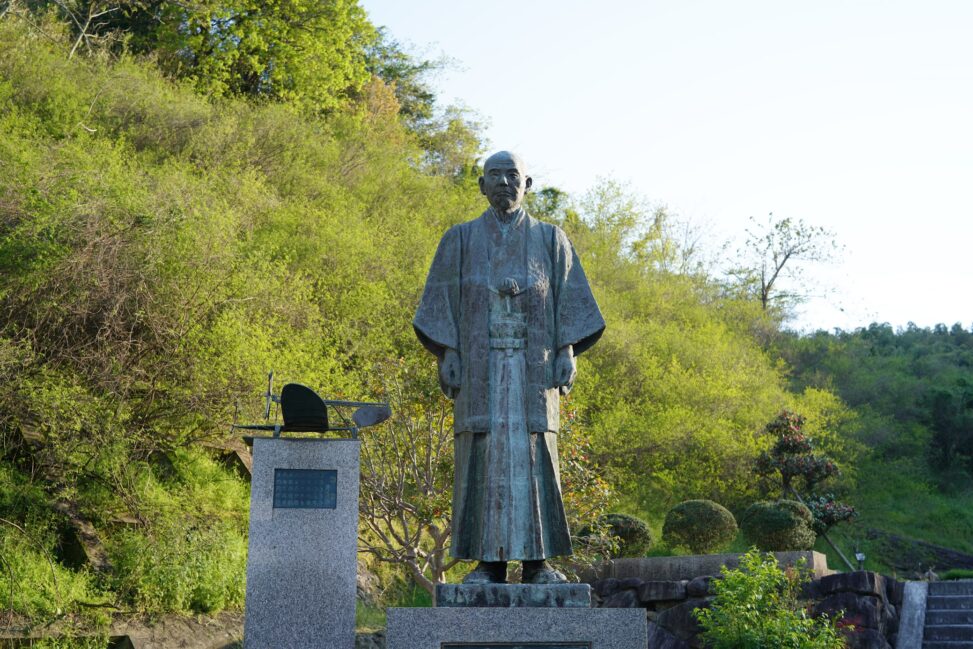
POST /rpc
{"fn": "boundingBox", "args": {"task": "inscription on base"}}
[273,469,337,509]
[443,645,589,649]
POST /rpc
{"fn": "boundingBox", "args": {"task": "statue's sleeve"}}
[553,226,605,356]
[413,225,461,359]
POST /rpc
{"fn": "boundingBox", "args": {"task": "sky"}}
[361,0,973,333]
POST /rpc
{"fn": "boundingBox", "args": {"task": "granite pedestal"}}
[243,437,360,649]
[387,584,646,649]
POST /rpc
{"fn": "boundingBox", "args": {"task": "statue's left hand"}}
[439,348,462,399]
[554,345,577,395]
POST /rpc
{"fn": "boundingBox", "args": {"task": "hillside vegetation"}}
[779,325,973,571]
[1,4,971,636]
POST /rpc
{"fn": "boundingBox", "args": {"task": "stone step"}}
[929,580,973,596]
[926,609,973,625]
[924,642,973,649]
[927,595,973,610]
[922,625,973,642]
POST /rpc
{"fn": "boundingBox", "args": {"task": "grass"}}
[355,601,387,632]
[941,569,973,581]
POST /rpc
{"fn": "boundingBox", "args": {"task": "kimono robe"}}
[414,208,605,561]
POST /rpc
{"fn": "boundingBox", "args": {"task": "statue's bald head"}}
[483,150,528,175]
[479,150,532,214]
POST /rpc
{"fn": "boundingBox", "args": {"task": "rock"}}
[801,578,823,600]
[655,597,710,641]
[602,588,640,608]
[647,621,691,649]
[814,592,883,630]
[883,602,898,635]
[885,578,904,607]
[686,576,713,598]
[357,558,381,606]
[638,580,687,603]
[355,631,386,649]
[842,627,891,649]
[594,577,621,597]
[818,571,886,600]
[619,577,644,590]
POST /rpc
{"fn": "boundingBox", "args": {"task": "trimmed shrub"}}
[663,499,738,554]
[596,513,654,557]
[740,500,816,551]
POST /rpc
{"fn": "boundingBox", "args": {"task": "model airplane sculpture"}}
[234,372,391,439]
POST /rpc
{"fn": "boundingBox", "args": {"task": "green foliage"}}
[756,411,840,494]
[779,323,973,478]
[741,500,817,551]
[662,499,738,554]
[365,27,439,127]
[778,323,973,568]
[754,410,856,537]
[694,548,845,649]
[558,399,617,565]
[595,513,653,558]
[32,0,376,112]
[941,569,973,580]
[0,465,108,626]
[558,183,846,514]
[804,494,857,535]
[0,12,859,617]
[104,449,249,614]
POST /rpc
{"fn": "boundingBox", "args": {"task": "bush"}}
[595,513,654,558]
[662,499,738,554]
[694,548,845,649]
[740,500,816,551]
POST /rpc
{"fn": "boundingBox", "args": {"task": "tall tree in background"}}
[25,0,377,112]
[728,213,839,315]
[928,382,973,471]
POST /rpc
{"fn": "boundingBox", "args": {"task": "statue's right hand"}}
[439,348,461,399]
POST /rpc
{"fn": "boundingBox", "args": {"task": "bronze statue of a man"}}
[414,151,605,584]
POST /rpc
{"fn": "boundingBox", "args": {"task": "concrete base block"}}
[896,581,927,649]
[243,438,360,649]
[436,583,591,608]
[386,607,646,649]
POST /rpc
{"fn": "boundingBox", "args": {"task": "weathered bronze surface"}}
[414,151,605,582]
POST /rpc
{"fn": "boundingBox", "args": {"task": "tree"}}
[756,411,842,498]
[928,382,973,471]
[364,27,440,129]
[358,361,458,596]
[755,411,857,567]
[28,0,377,112]
[728,213,839,314]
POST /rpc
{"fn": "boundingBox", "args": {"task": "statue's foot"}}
[522,560,568,584]
[462,561,508,584]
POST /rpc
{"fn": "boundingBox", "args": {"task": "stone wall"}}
[591,570,904,649]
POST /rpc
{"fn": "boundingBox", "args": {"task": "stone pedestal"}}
[243,437,360,649]
[387,584,646,649]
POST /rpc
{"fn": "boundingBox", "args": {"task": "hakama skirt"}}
[450,341,572,561]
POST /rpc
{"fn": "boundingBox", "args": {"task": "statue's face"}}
[479,152,532,213]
